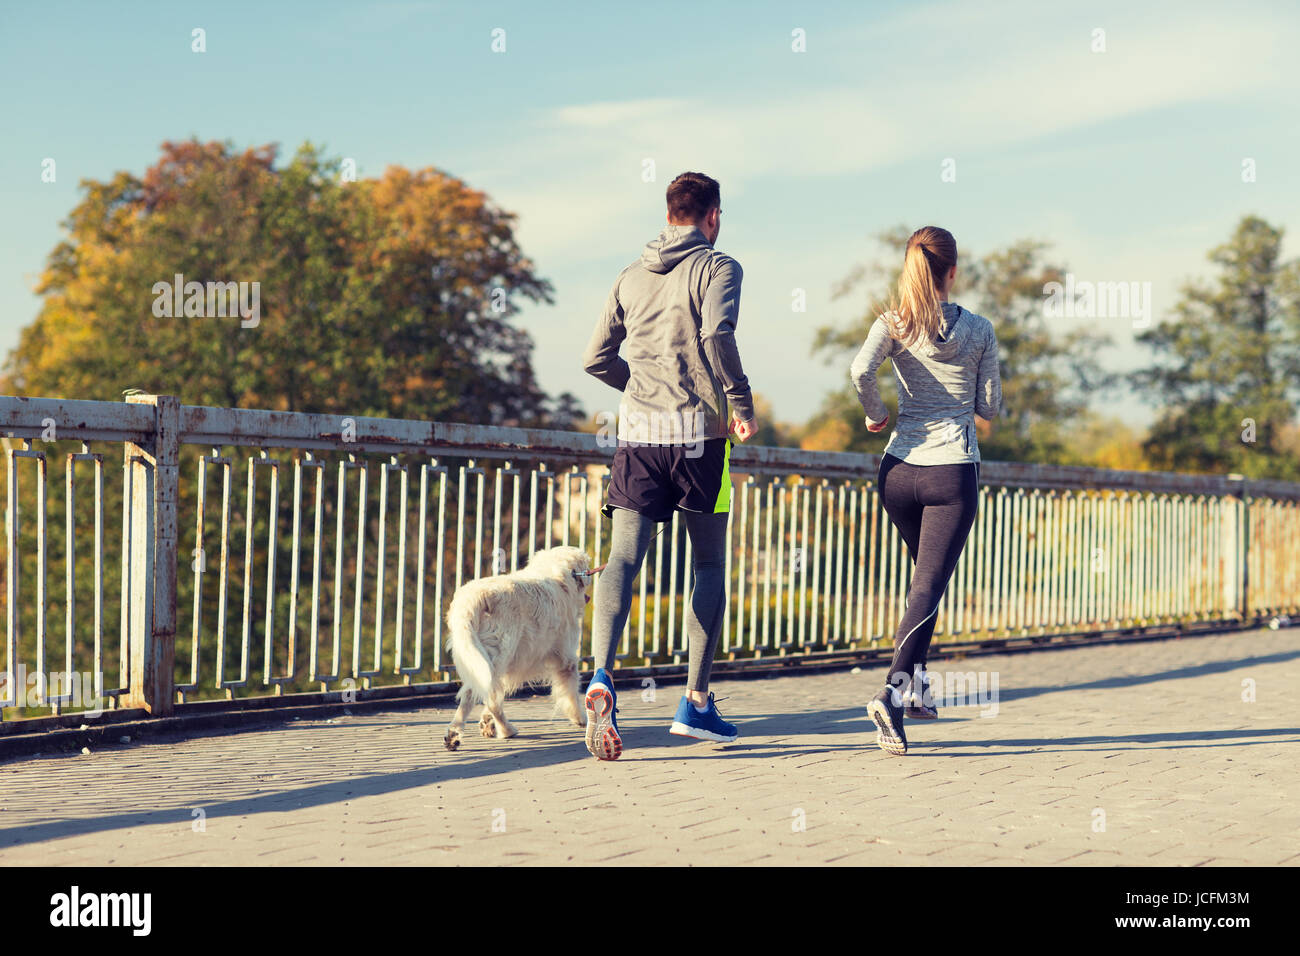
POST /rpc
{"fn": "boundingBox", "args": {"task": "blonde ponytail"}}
[885,226,957,349]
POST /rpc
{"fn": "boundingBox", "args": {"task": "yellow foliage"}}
[801,418,853,452]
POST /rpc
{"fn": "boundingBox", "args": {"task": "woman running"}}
[850,226,1002,756]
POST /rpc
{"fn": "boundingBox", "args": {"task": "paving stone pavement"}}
[1,628,1297,866]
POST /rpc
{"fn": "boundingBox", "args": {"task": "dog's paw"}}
[497,721,518,739]
[479,713,497,737]
[444,729,461,751]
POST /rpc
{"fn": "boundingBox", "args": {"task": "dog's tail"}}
[446,590,496,702]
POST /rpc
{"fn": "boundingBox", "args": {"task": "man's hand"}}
[866,414,889,434]
[730,414,758,442]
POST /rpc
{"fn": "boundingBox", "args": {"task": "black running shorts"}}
[602,437,733,523]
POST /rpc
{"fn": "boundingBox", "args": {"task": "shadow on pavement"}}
[4,644,1297,848]
[972,647,1300,703]
[921,726,1300,756]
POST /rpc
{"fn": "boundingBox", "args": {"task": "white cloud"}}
[463,1,1299,428]
[482,3,1289,260]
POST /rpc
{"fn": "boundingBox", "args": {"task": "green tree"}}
[808,226,1115,462]
[1131,216,1300,480]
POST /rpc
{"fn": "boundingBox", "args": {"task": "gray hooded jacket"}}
[850,301,1002,465]
[582,224,754,444]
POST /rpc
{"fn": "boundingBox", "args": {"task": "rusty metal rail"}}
[2,394,1298,727]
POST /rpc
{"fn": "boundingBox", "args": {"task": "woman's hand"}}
[866,414,889,434]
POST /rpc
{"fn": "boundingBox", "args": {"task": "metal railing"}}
[2,394,1298,726]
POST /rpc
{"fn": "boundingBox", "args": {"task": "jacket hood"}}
[641,223,712,274]
[916,302,972,359]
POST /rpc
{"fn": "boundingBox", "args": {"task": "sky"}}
[1,0,1297,431]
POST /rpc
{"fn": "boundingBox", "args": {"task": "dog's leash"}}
[571,523,670,584]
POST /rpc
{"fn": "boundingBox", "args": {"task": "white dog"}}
[443,546,600,750]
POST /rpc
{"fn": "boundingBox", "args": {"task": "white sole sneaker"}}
[668,721,738,743]
[867,699,908,756]
[584,684,621,760]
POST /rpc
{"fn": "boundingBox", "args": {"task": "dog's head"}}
[526,546,600,604]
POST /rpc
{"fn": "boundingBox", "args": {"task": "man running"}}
[580,171,757,761]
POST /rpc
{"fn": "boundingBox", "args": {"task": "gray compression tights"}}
[591,507,729,693]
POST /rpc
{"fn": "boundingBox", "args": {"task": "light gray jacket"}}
[850,301,1002,465]
[582,224,754,444]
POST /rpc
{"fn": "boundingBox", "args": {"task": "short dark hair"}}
[666,172,720,223]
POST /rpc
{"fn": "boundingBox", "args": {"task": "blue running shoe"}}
[669,692,738,743]
[584,668,622,760]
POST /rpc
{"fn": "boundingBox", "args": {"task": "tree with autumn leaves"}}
[1,141,584,713]
[3,139,580,428]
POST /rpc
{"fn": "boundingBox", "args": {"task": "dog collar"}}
[571,563,607,584]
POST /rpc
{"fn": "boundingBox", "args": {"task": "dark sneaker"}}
[584,668,622,760]
[905,673,938,719]
[867,686,908,755]
[905,700,939,719]
[669,692,738,743]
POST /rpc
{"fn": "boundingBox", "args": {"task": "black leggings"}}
[878,454,979,690]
